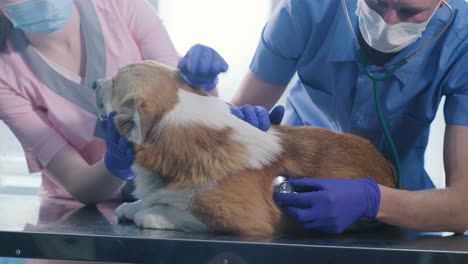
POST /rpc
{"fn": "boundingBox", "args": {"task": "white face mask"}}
[355,0,441,53]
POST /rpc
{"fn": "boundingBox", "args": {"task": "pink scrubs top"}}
[0,0,179,199]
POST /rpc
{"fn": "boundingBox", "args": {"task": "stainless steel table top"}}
[0,194,467,263]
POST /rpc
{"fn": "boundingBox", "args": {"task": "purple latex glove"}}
[273,177,380,234]
[231,105,285,131]
[178,44,229,93]
[100,111,136,181]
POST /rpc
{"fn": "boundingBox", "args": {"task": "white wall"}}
[158,0,271,100]
[425,99,446,188]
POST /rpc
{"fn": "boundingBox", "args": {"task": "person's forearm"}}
[231,71,286,109]
[377,185,468,233]
[65,160,126,205]
[45,145,126,205]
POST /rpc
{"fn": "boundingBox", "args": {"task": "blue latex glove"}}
[274,177,381,234]
[231,105,285,131]
[178,44,228,92]
[100,111,136,181]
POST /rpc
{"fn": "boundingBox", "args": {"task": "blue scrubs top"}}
[250,0,468,190]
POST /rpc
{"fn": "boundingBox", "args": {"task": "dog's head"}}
[94,61,210,144]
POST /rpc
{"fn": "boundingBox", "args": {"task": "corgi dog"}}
[94,61,396,236]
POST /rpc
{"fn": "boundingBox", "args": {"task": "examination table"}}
[0,194,467,263]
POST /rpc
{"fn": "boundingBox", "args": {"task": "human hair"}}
[0,12,12,52]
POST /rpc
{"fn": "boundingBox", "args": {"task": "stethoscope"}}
[340,0,455,189]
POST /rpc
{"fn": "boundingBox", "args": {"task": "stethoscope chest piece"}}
[273,176,295,193]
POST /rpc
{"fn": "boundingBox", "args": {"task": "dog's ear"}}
[114,96,145,144]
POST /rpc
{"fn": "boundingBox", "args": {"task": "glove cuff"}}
[362,177,381,219]
[104,154,135,181]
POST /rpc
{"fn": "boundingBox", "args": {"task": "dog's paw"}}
[134,207,176,230]
[115,202,132,220]
[115,200,143,221]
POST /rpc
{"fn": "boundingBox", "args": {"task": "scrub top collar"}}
[8,0,107,138]
[328,0,453,89]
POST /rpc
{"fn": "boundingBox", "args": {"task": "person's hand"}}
[273,177,380,234]
[178,44,228,93]
[100,111,135,181]
[231,105,285,131]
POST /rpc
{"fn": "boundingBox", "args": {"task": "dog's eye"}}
[122,98,135,109]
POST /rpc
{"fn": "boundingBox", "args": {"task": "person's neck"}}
[24,5,86,78]
[358,33,399,67]
[25,6,80,55]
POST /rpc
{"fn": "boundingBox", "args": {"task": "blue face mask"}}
[3,0,73,34]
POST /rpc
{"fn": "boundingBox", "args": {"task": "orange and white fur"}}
[94,61,396,236]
